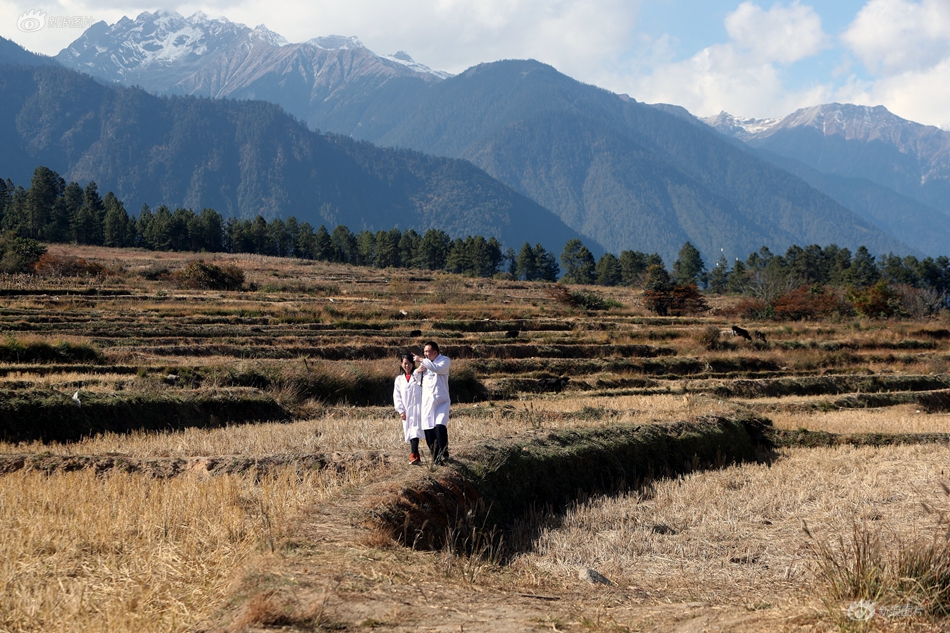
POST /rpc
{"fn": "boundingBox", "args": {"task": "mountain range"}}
[51,11,922,264]
[4,11,947,264]
[0,39,587,254]
[703,105,950,256]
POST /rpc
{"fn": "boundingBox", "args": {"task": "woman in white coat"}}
[393,353,424,465]
[413,341,451,464]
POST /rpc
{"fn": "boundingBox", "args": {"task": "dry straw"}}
[0,466,369,633]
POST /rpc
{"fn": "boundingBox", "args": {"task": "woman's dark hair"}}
[399,353,415,374]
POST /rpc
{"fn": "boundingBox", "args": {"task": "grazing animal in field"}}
[537,376,570,393]
[731,325,753,341]
[505,329,520,338]
[753,330,767,343]
[409,329,422,337]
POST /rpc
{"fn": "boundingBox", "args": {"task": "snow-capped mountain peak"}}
[55,11,451,126]
[383,50,452,79]
[306,35,364,50]
[249,24,288,47]
[701,111,781,139]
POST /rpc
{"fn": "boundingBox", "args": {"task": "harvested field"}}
[2,244,950,632]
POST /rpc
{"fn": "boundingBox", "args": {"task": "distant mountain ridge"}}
[0,40,590,254]
[55,11,448,130]
[341,60,909,263]
[703,104,950,216]
[49,14,924,262]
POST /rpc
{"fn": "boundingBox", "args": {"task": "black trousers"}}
[424,425,449,462]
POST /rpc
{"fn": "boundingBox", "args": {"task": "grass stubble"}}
[510,442,950,630]
[3,245,950,631]
[0,464,379,633]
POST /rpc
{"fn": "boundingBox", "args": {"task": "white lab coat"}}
[415,353,451,429]
[393,373,424,442]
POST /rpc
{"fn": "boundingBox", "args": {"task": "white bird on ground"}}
[72,390,81,407]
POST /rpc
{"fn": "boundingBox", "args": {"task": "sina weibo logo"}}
[17,9,47,32]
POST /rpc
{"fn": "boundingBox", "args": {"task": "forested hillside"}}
[0,55,592,255]
[324,60,908,264]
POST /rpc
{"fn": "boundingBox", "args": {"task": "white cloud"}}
[616,2,831,119]
[725,0,827,64]
[835,58,950,129]
[1,0,641,77]
[842,0,950,75]
[216,0,641,79]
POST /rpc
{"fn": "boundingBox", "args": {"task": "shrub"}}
[772,284,852,321]
[643,284,709,316]
[545,285,619,311]
[34,253,105,277]
[848,281,904,319]
[697,325,723,351]
[726,297,773,320]
[0,231,46,274]
[171,259,245,291]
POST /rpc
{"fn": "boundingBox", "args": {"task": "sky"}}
[2,0,949,129]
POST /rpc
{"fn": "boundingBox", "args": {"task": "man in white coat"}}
[413,341,451,464]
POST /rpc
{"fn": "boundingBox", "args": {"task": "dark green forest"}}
[2,166,948,320]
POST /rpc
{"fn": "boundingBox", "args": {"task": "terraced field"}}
[1,244,949,632]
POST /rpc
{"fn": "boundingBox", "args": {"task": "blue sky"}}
[2,0,949,128]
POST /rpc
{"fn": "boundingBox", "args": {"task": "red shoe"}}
[409,452,420,465]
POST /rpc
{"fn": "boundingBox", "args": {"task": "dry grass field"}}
[1,244,949,632]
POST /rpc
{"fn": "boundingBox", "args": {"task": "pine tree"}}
[398,229,421,268]
[672,241,707,288]
[330,225,358,263]
[311,225,333,261]
[849,246,879,288]
[515,242,537,280]
[417,228,450,270]
[535,244,560,282]
[25,166,63,240]
[559,238,595,284]
[595,253,621,286]
[102,192,131,247]
[74,181,105,245]
[708,253,730,294]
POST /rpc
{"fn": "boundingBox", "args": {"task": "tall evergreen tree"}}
[356,230,376,266]
[708,252,730,294]
[375,228,401,268]
[672,241,707,288]
[398,229,421,268]
[560,238,595,284]
[417,228,450,270]
[310,225,333,261]
[595,253,621,286]
[330,225,358,263]
[849,246,880,288]
[56,182,84,243]
[143,205,173,250]
[102,192,131,247]
[24,166,63,240]
[194,208,224,252]
[515,242,537,281]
